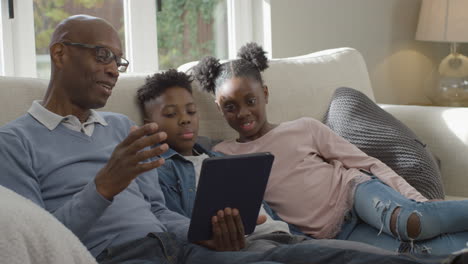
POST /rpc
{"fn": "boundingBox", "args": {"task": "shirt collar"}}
[160,143,210,160]
[87,109,108,126]
[28,100,108,131]
[160,147,181,160]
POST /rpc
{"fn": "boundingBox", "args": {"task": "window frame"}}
[0,0,37,77]
[227,0,272,59]
[123,0,158,74]
[0,0,272,77]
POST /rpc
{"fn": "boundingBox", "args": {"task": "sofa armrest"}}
[380,104,468,197]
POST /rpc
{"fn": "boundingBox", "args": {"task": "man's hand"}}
[95,123,168,200]
[197,208,246,251]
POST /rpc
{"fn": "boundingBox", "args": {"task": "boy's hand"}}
[197,208,246,251]
[95,123,168,200]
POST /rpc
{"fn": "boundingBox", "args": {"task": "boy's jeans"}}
[96,232,459,264]
[338,178,468,255]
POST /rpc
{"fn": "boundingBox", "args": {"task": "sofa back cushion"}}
[1,47,373,141]
[179,47,374,140]
[0,76,48,126]
[0,75,147,127]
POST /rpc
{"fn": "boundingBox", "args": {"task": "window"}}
[0,4,4,75]
[0,0,271,77]
[33,0,126,79]
[156,0,228,70]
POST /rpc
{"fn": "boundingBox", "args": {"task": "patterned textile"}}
[323,87,444,199]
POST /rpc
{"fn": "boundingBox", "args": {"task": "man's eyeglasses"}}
[62,42,129,73]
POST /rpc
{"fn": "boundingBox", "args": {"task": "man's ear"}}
[50,43,66,69]
[263,85,269,104]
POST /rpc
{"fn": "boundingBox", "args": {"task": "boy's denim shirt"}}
[158,143,222,217]
[157,143,306,236]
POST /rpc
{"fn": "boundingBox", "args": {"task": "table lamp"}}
[416,0,468,106]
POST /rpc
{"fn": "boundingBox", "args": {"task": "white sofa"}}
[0,47,467,202]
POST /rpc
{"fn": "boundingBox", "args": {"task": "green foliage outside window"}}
[157,0,223,69]
[33,0,223,71]
[34,0,108,54]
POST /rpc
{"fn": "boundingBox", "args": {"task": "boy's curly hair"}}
[137,69,193,117]
[193,42,268,95]
[137,69,193,105]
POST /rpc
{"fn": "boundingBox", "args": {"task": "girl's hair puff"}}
[193,42,269,95]
[192,56,221,95]
[237,42,268,72]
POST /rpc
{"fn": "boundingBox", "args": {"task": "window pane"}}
[157,0,228,70]
[33,0,125,79]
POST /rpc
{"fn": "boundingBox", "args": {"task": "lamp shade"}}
[416,0,468,43]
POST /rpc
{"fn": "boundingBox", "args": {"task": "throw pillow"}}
[323,87,444,199]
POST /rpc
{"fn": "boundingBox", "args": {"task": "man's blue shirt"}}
[0,112,190,257]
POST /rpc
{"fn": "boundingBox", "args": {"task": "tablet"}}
[187,152,274,242]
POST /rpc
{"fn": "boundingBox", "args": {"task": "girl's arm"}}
[310,119,428,202]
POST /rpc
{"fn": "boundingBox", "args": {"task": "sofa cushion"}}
[323,87,444,199]
[178,47,375,140]
[0,76,48,126]
[0,185,97,263]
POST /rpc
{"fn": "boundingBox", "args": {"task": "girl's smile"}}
[216,77,274,142]
[240,120,256,132]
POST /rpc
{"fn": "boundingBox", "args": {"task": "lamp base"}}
[427,52,468,107]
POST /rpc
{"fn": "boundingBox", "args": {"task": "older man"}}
[0,15,465,264]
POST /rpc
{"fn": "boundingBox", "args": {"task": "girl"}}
[193,42,468,255]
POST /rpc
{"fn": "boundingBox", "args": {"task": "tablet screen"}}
[187,152,274,242]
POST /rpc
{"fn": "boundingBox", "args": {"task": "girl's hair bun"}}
[237,42,268,72]
[193,56,221,94]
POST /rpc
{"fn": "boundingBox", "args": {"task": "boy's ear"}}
[263,85,269,104]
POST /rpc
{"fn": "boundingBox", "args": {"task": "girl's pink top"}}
[214,117,427,239]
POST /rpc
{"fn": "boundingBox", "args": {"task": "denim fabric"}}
[96,232,180,264]
[96,232,457,264]
[157,143,295,229]
[157,144,222,218]
[341,178,468,255]
[346,222,468,256]
[244,233,310,252]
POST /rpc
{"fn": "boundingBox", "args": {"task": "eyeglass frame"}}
[61,42,130,73]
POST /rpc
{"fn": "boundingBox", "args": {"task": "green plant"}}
[34,0,116,54]
[33,0,223,70]
[157,0,223,69]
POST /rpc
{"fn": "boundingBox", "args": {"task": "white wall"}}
[269,0,460,105]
